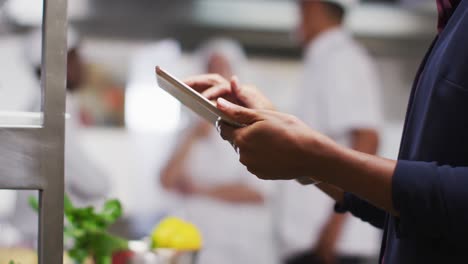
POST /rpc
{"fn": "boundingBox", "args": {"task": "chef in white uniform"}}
[8,28,110,242]
[160,39,277,264]
[280,1,383,264]
[0,2,38,246]
[24,27,110,205]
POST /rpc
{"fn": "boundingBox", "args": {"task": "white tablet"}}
[156,66,243,128]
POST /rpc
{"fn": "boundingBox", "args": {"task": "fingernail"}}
[217,98,230,109]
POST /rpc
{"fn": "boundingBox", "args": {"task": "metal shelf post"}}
[0,0,68,263]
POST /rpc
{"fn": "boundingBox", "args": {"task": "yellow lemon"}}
[151,217,185,248]
[169,222,203,251]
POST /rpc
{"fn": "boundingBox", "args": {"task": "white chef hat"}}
[24,26,80,68]
[195,38,248,80]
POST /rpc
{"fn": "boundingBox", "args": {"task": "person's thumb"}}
[217,98,262,125]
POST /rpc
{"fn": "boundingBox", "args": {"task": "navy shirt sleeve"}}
[393,160,468,241]
[335,192,386,229]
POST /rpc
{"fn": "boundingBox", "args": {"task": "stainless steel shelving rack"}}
[0,0,68,263]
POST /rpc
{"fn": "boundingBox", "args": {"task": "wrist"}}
[310,135,397,211]
[302,131,347,184]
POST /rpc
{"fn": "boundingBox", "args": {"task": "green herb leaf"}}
[28,196,39,212]
[68,247,88,264]
[30,194,128,264]
[94,255,112,264]
[98,199,122,226]
[64,194,74,214]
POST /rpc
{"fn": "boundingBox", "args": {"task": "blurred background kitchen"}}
[0,0,437,263]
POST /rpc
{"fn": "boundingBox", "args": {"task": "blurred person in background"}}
[25,27,110,205]
[281,1,382,264]
[160,39,276,264]
[8,28,110,242]
[0,1,38,248]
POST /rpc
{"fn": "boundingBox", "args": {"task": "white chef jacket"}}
[0,36,41,112]
[279,28,383,258]
[0,37,39,239]
[64,95,111,205]
[0,34,110,241]
[167,123,278,264]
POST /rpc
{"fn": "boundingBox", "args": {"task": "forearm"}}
[311,141,398,216]
[327,212,348,232]
[203,184,264,204]
[161,157,187,189]
[302,130,379,204]
[327,128,392,212]
[317,211,348,245]
[351,129,379,155]
[312,131,372,253]
[160,137,197,189]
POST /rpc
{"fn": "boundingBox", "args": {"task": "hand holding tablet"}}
[155,66,243,128]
